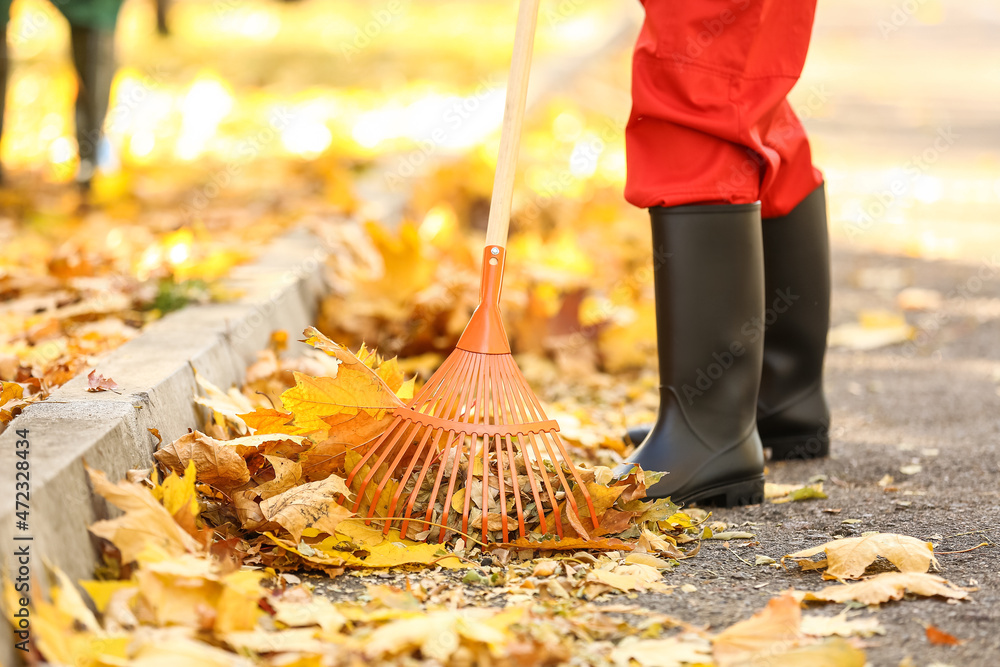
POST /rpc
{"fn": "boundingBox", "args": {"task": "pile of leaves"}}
[148,326,694,575]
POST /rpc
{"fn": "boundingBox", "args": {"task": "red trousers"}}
[625,0,823,218]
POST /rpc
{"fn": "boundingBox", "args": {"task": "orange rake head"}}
[344,246,598,544]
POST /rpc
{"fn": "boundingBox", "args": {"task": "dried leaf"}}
[925,624,962,645]
[154,432,252,489]
[611,635,713,667]
[791,572,969,605]
[87,370,119,392]
[259,475,354,542]
[713,594,801,667]
[785,533,937,579]
[86,465,202,562]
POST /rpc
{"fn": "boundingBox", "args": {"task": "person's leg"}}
[620,0,822,504]
[70,25,116,190]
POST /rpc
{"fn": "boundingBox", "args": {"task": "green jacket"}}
[3,0,124,29]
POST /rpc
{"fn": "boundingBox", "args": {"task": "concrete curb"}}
[1,228,329,656]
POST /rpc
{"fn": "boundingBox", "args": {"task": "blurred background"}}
[1,0,999,423]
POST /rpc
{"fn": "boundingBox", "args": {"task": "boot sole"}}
[764,435,829,460]
[674,475,765,509]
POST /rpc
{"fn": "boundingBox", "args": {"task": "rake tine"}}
[494,434,509,542]
[345,414,402,494]
[495,358,548,534]
[551,431,600,530]
[462,434,478,539]
[500,357,561,534]
[516,370,599,532]
[364,421,419,526]
[441,353,484,541]
[384,425,434,536]
[399,428,444,538]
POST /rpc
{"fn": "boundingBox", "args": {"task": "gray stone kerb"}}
[0,228,330,612]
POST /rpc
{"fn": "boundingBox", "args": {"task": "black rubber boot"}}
[625,185,832,461]
[70,26,116,191]
[757,183,831,459]
[616,203,766,507]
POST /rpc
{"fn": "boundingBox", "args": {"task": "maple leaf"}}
[785,533,938,579]
[281,369,402,435]
[259,475,354,542]
[791,571,969,605]
[86,370,119,392]
[237,407,298,435]
[86,465,202,563]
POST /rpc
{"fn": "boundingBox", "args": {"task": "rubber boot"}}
[616,203,766,507]
[625,185,833,461]
[757,183,831,459]
[70,26,116,191]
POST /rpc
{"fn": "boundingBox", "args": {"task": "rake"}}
[345,0,598,544]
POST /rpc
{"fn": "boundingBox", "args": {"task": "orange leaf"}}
[238,408,299,435]
[926,625,962,646]
[500,537,634,552]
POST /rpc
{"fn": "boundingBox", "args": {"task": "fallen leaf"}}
[237,408,298,435]
[86,465,202,562]
[255,455,303,500]
[801,612,885,638]
[259,475,354,542]
[611,635,713,667]
[0,381,24,406]
[925,624,962,646]
[791,572,969,605]
[785,533,937,579]
[154,432,252,490]
[87,370,119,392]
[500,536,635,551]
[713,595,802,667]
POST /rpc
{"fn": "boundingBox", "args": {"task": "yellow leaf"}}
[237,408,300,435]
[86,466,202,563]
[281,370,402,435]
[79,579,138,613]
[0,381,23,407]
[713,595,802,667]
[151,461,200,533]
[610,635,713,667]
[758,639,866,667]
[785,533,937,579]
[259,475,354,542]
[51,568,100,632]
[215,569,265,633]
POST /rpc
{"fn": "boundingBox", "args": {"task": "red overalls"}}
[625,0,823,218]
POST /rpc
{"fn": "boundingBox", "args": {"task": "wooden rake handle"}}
[484,0,541,248]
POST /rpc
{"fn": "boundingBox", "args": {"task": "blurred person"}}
[0,0,123,189]
[618,0,831,507]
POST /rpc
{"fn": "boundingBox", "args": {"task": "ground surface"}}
[312,243,1000,666]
